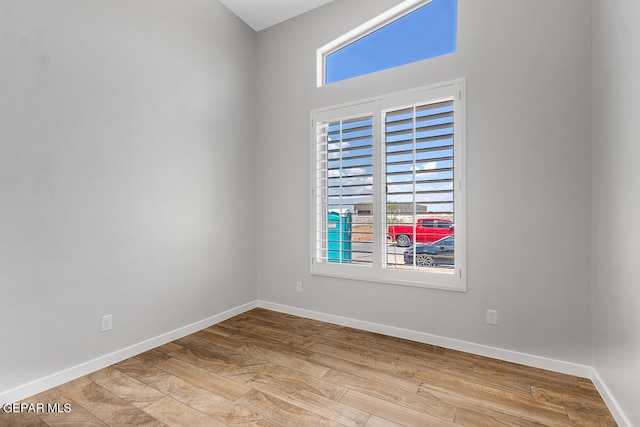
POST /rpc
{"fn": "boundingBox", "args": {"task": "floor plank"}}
[156,356,252,401]
[323,368,456,421]
[88,367,165,409]
[247,379,369,427]
[56,378,164,426]
[143,397,225,427]
[340,389,456,427]
[145,374,262,426]
[236,390,344,427]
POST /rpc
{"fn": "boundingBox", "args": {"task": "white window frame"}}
[317,0,438,87]
[310,79,466,291]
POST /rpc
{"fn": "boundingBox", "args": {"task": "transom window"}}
[318,0,457,86]
[311,81,466,290]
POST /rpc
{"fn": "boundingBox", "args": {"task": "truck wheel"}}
[396,235,411,247]
[416,254,435,267]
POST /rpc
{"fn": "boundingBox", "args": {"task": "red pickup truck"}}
[388,218,454,247]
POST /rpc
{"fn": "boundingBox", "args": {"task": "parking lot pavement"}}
[348,242,453,272]
[349,242,408,264]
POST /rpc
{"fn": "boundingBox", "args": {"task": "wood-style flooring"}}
[0,308,617,426]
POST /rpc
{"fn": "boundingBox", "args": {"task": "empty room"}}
[1,0,638,425]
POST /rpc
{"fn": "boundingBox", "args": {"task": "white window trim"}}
[316,0,435,87]
[310,79,466,291]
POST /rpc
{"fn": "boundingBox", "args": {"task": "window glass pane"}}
[326,0,457,84]
[316,116,374,265]
[385,100,455,272]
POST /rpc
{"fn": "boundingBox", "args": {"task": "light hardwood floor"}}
[1,308,616,426]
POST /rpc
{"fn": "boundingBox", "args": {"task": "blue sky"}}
[325,0,457,84]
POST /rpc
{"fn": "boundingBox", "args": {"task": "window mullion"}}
[339,121,344,264]
[373,104,384,274]
[412,106,417,268]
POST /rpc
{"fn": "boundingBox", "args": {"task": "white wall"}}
[592,1,640,425]
[256,0,593,364]
[0,0,257,397]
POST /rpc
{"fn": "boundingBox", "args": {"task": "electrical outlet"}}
[296,281,302,293]
[101,314,113,332]
[486,310,498,325]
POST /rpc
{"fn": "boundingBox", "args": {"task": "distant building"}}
[355,202,429,215]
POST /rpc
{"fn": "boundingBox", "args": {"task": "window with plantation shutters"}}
[311,80,466,290]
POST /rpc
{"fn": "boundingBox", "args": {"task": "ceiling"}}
[219,0,337,32]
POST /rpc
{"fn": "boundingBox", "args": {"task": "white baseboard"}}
[0,300,257,404]
[257,300,593,377]
[591,369,632,427]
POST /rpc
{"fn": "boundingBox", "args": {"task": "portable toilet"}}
[327,210,352,263]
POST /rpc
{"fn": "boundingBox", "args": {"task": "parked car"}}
[404,235,454,267]
[388,218,453,247]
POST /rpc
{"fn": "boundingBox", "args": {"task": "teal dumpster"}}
[328,211,352,263]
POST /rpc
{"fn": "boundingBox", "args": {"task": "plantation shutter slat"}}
[386,155,454,167]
